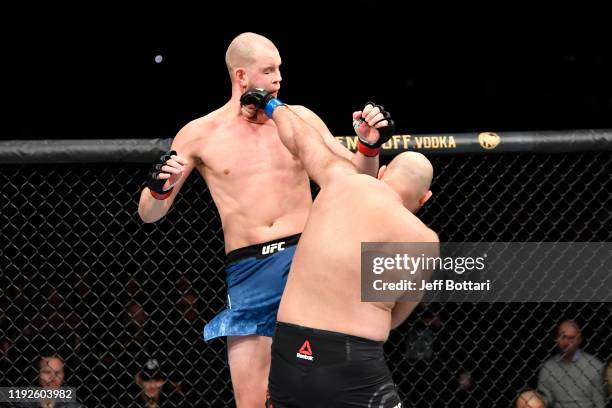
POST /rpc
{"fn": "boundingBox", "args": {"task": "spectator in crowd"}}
[78,301,151,406]
[158,279,214,403]
[23,353,83,408]
[23,287,84,354]
[178,290,199,323]
[537,320,606,408]
[515,389,547,408]
[125,302,147,339]
[405,305,441,362]
[130,358,182,407]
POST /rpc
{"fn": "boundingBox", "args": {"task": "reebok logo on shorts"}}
[262,241,285,255]
[296,339,313,361]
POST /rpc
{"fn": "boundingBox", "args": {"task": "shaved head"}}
[556,319,582,358]
[225,32,278,78]
[380,152,434,211]
[387,152,433,194]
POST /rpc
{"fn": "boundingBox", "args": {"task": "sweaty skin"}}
[278,174,436,340]
[138,35,378,252]
[270,105,438,341]
[137,32,383,408]
[161,105,312,251]
[138,100,376,252]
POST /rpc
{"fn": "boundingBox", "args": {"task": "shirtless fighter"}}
[138,33,391,407]
[239,89,438,407]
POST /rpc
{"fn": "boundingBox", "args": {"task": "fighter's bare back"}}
[277,173,437,341]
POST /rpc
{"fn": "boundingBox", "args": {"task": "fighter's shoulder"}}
[421,225,439,243]
[342,173,385,190]
[392,209,437,242]
[404,214,440,242]
[171,110,225,147]
[289,105,323,123]
[288,104,311,115]
[325,172,372,193]
[179,110,225,137]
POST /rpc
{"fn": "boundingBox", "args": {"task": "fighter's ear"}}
[377,165,387,180]
[235,67,247,87]
[419,190,433,206]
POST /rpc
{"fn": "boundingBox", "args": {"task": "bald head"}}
[225,32,278,79]
[516,390,545,408]
[556,319,582,358]
[557,320,580,336]
[379,152,434,212]
[38,355,65,389]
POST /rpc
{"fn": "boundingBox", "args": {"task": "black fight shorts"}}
[267,322,402,408]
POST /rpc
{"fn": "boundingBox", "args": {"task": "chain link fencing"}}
[1,151,611,406]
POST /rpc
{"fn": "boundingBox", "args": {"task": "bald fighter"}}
[240,90,438,407]
[138,32,390,407]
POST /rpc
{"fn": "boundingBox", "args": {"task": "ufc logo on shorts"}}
[262,242,285,255]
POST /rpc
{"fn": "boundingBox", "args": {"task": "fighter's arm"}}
[138,124,197,223]
[391,226,439,329]
[271,105,357,187]
[290,105,379,177]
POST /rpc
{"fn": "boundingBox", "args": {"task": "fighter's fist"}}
[240,88,275,109]
[146,150,188,199]
[352,102,395,148]
[240,88,285,118]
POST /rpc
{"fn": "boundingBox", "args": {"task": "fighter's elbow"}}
[138,206,166,224]
[390,317,405,330]
[139,215,155,224]
[138,210,159,224]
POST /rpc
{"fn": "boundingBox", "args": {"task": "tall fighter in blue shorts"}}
[138,32,389,407]
[241,89,438,407]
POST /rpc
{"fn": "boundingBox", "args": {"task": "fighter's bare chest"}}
[197,124,301,177]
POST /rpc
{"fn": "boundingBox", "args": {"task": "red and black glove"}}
[355,102,395,157]
[146,150,177,200]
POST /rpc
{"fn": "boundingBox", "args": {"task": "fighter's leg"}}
[227,335,272,408]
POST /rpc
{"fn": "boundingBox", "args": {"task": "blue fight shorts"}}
[203,234,300,341]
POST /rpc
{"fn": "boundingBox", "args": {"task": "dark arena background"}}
[1,7,611,408]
